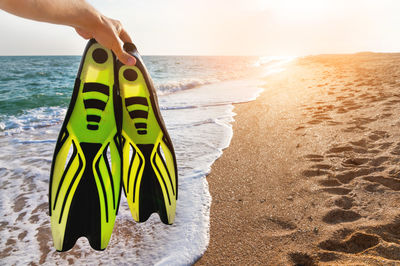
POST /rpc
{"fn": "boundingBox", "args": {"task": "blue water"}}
[0,56,258,132]
[0,54,289,265]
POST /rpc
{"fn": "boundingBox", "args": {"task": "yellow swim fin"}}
[118,43,178,225]
[49,39,122,251]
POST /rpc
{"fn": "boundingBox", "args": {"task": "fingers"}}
[110,35,136,66]
[107,18,135,65]
[74,14,135,65]
[119,28,132,44]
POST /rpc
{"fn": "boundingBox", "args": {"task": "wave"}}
[156,78,220,95]
[0,106,65,136]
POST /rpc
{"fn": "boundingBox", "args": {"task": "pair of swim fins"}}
[49,39,178,251]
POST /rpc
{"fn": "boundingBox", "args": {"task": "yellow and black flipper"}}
[49,39,122,251]
[118,43,178,224]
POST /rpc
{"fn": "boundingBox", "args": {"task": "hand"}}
[75,15,136,66]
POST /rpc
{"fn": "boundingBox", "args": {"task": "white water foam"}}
[0,107,66,136]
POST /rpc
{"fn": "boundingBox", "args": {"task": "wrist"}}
[69,1,102,33]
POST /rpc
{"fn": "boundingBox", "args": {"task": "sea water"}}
[0,55,291,265]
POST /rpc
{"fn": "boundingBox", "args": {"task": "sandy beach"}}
[197,53,400,265]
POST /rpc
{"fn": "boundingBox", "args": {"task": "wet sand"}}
[197,53,400,265]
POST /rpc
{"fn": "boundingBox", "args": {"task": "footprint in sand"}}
[327,145,370,155]
[302,163,334,178]
[377,142,393,150]
[364,182,386,193]
[319,215,400,261]
[373,215,400,243]
[327,146,353,153]
[318,179,341,187]
[307,112,335,125]
[363,175,400,191]
[368,156,390,167]
[369,130,389,141]
[301,99,342,127]
[341,118,378,133]
[334,167,385,184]
[351,117,378,126]
[318,232,379,253]
[388,167,400,179]
[371,245,400,261]
[391,142,400,155]
[334,196,354,210]
[302,169,330,178]
[322,209,361,224]
[311,164,332,170]
[288,252,316,266]
[326,138,389,178]
[350,138,369,148]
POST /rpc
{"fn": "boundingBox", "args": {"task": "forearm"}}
[0,0,136,65]
[0,0,100,29]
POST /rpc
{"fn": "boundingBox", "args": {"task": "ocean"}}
[0,54,291,265]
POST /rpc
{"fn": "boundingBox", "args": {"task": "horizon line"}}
[0,50,399,57]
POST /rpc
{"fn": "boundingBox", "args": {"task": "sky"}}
[0,0,399,56]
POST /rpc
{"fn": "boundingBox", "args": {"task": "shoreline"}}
[197,53,400,264]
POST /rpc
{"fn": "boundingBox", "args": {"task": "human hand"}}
[75,15,136,66]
